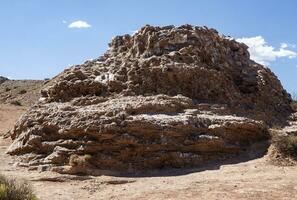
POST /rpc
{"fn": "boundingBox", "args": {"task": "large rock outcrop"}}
[7,25,292,174]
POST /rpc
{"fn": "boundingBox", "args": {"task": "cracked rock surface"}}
[7,25,292,174]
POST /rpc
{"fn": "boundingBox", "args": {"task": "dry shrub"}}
[271,131,297,158]
[0,174,37,200]
[69,154,92,168]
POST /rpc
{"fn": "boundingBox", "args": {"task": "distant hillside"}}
[0,76,9,84]
[0,80,46,106]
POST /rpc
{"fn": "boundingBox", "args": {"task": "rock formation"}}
[7,25,292,174]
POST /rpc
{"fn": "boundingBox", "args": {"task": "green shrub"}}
[0,174,37,200]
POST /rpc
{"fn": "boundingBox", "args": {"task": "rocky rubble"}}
[7,25,292,174]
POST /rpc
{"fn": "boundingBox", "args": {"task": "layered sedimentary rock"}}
[7,25,292,174]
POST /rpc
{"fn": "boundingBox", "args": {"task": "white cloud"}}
[130,30,139,35]
[280,43,288,49]
[62,20,67,24]
[68,20,91,29]
[236,36,297,65]
[281,43,296,49]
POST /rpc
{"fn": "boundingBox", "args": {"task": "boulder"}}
[7,25,292,174]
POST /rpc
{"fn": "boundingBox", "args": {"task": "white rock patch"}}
[95,72,115,84]
[39,97,47,102]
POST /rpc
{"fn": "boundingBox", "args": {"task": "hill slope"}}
[0,80,45,106]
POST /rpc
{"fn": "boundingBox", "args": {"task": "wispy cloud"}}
[130,30,139,35]
[68,20,92,29]
[62,20,67,24]
[236,36,297,65]
[281,43,296,49]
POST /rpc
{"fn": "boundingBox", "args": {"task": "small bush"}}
[272,133,297,158]
[0,174,37,200]
[69,154,92,168]
[10,100,22,106]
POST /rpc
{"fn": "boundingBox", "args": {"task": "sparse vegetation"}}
[0,174,37,200]
[0,80,45,106]
[269,92,297,162]
[69,154,92,168]
[271,130,297,159]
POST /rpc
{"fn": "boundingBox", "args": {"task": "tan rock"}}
[7,25,292,174]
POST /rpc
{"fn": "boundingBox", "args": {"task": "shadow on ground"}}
[89,141,270,178]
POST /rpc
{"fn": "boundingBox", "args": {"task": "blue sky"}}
[0,0,296,94]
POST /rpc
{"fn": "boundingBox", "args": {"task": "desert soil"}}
[0,104,297,200]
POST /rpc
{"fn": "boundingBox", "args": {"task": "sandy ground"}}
[1,104,297,200]
[0,104,27,135]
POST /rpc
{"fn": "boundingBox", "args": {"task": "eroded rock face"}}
[7,25,291,174]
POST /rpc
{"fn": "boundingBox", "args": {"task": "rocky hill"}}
[7,25,292,175]
[0,76,9,84]
[0,79,46,106]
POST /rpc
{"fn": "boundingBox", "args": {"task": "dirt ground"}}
[0,104,27,135]
[1,104,297,200]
